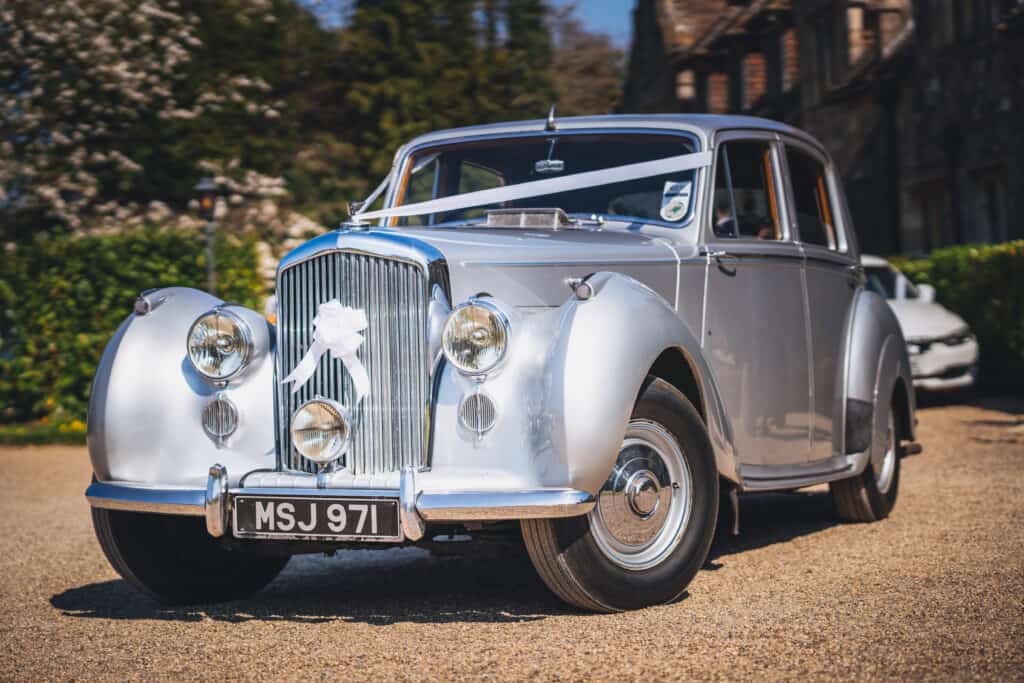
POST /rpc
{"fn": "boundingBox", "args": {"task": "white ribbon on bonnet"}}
[281,300,371,404]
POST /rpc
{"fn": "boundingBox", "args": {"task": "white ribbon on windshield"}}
[281,300,371,403]
[352,150,712,222]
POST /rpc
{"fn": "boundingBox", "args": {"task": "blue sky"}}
[553,0,635,47]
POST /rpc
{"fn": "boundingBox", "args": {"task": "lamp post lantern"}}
[193,177,219,295]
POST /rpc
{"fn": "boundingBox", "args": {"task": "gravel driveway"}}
[2,397,1022,681]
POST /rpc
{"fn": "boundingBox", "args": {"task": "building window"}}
[708,73,730,114]
[676,69,696,101]
[906,180,954,252]
[782,29,798,92]
[742,53,766,110]
[970,169,1007,243]
[932,0,955,47]
[847,6,868,65]
[879,10,907,51]
[813,9,836,98]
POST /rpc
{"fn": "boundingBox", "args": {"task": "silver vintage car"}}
[86,114,919,612]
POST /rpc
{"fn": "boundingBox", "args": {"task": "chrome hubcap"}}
[874,409,896,495]
[589,420,693,571]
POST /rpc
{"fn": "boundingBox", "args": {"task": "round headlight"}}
[187,308,253,381]
[442,300,509,375]
[290,399,350,465]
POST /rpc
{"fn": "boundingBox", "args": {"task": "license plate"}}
[232,495,401,542]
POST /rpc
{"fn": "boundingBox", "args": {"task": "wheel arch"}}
[648,347,706,424]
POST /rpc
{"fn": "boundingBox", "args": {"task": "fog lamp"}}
[290,399,351,465]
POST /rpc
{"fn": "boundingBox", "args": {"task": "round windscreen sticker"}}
[660,180,693,222]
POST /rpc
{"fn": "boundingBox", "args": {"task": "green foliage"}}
[0,420,87,446]
[899,241,1024,390]
[336,0,560,210]
[0,228,262,424]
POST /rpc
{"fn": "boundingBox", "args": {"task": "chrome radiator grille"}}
[276,251,429,474]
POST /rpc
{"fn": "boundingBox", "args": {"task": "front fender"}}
[429,272,737,496]
[87,287,276,487]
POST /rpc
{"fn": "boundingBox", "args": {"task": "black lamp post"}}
[193,177,219,295]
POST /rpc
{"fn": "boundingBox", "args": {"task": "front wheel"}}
[521,378,719,612]
[92,508,289,604]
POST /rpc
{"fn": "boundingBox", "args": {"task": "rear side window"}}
[711,141,782,240]
[786,148,837,249]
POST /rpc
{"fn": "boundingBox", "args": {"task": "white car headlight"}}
[290,399,351,464]
[442,299,510,375]
[187,308,253,381]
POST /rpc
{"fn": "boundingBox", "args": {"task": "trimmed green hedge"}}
[897,241,1024,390]
[0,228,263,425]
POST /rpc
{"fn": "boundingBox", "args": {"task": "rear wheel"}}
[92,508,288,604]
[830,397,902,522]
[521,378,718,612]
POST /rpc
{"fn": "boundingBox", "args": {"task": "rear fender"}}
[842,289,916,464]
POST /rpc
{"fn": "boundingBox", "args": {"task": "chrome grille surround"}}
[275,245,433,475]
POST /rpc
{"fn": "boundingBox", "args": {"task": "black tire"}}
[830,396,902,522]
[521,378,719,612]
[92,507,289,604]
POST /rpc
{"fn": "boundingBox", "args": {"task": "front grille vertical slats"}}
[276,251,429,475]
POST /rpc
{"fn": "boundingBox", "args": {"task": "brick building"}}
[623,0,1024,255]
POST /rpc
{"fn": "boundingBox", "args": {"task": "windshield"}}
[865,265,918,300]
[395,133,699,227]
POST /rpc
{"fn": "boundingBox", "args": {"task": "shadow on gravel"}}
[51,547,571,624]
[707,489,837,567]
[53,492,840,624]
[916,391,1024,415]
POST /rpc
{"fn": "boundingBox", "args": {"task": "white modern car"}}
[862,254,979,391]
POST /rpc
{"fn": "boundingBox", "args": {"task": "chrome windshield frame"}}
[384,127,704,231]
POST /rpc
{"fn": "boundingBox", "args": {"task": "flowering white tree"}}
[0,0,286,233]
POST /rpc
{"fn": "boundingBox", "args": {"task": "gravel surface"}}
[2,396,1022,681]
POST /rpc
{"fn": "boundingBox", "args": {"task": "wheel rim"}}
[589,419,693,571]
[874,409,897,495]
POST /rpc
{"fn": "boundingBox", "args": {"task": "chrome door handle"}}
[700,248,731,258]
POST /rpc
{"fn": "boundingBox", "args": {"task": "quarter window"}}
[712,141,782,240]
[786,148,837,249]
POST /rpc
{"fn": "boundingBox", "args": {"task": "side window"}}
[786,148,837,249]
[711,141,782,240]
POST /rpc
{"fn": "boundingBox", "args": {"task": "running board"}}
[738,452,869,492]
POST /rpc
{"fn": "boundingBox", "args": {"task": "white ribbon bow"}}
[281,300,370,403]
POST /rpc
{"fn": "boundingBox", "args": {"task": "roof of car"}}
[397,114,826,157]
[860,254,890,267]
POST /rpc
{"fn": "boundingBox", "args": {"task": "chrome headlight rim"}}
[289,397,352,466]
[186,307,255,382]
[442,298,511,376]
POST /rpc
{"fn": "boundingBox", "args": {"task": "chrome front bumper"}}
[85,464,595,542]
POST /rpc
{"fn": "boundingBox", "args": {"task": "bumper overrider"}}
[85,464,596,542]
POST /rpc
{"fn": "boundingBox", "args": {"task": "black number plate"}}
[232,495,401,542]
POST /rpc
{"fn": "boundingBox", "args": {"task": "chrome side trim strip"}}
[85,481,205,516]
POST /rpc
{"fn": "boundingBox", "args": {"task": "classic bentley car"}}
[86,114,919,612]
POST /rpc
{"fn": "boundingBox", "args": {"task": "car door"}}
[702,132,811,467]
[780,139,859,462]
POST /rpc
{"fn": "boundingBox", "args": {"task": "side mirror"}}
[917,283,936,303]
